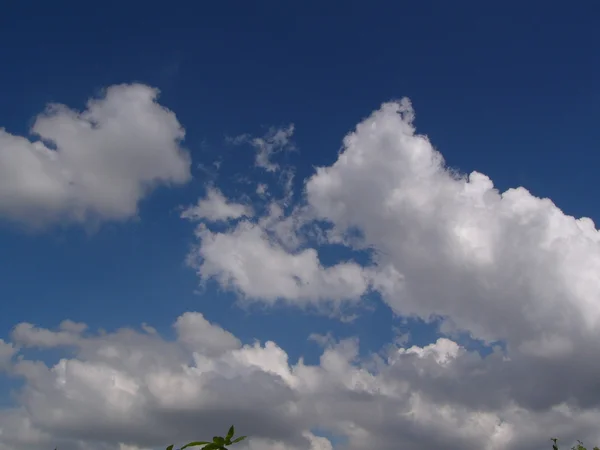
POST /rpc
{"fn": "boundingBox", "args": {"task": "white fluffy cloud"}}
[188,220,370,307]
[0,84,191,229]
[299,99,600,414]
[305,99,600,349]
[181,98,600,448]
[2,313,599,450]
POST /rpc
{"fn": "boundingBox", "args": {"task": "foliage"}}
[551,437,600,450]
[54,428,600,449]
[167,425,247,450]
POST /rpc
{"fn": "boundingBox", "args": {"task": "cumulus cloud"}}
[181,98,600,448]
[297,99,600,410]
[0,84,191,229]
[217,100,600,402]
[5,91,595,449]
[181,188,253,223]
[0,312,330,450]
[306,99,600,345]
[187,220,369,308]
[1,313,599,450]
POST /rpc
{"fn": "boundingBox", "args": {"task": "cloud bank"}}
[2,311,600,450]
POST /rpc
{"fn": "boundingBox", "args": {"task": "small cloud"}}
[0,84,191,230]
[181,188,253,223]
[188,221,370,307]
[256,183,268,196]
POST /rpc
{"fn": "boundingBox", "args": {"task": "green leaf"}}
[226,425,235,443]
[212,436,225,445]
[201,444,220,450]
[166,445,174,450]
[231,436,247,444]
[181,441,211,449]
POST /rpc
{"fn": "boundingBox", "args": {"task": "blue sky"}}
[0,2,599,450]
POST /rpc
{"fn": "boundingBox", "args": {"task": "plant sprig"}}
[166,425,247,450]
[551,437,600,450]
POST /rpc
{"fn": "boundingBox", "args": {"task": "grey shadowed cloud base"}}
[1,86,600,450]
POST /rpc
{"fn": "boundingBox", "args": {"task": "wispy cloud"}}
[228,125,295,173]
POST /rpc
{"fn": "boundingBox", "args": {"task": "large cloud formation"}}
[0,84,191,229]
[302,99,600,413]
[182,99,600,448]
[3,97,600,450]
[1,312,599,450]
